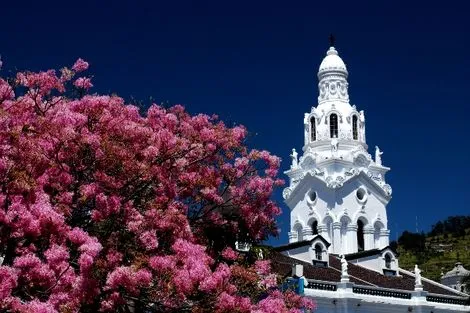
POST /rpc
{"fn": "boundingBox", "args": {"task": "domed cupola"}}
[441,262,470,293]
[317,46,349,104]
[302,44,364,149]
[318,47,348,79]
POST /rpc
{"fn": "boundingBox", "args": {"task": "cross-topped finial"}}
[329,34,335,47]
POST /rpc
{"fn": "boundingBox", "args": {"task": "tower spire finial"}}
[329,34,335,47]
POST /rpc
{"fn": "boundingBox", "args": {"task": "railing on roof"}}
[306,279,337,291]
[304,280,469,306]
[426,293,469,306]
[352,285,412,299]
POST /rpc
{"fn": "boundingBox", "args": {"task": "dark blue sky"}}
[2,1,470,244]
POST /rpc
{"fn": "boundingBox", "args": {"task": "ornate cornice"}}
[283,165,392,202]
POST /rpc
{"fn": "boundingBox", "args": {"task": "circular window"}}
[309,190,317,202]
[356,187,367,203]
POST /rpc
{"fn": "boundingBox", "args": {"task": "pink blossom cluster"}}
[72,58,89,72]
[221,247,239,261]
[254,290,316,313]
[0,60,315,312]
[73,77,93,90]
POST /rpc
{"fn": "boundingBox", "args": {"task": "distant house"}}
[441,263,469,294]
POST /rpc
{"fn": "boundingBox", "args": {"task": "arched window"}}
[310,117,316,141]
[357,220,365,252]
[311,220,318,235]
[330,114,338,138]
[352,115,358,140]
[315,244,322,260]
[385,253,392,269]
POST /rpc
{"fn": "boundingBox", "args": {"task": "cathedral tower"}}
[283,45,392,255]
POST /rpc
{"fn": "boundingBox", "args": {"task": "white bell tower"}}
[283,44,392,255]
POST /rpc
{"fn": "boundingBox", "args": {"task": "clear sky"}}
[2,0,469,245]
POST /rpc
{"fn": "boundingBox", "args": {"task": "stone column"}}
[346,224,358,254]
[302,226,313,241]
[341,227,348,254]
[364,226,375,251]
[379,229,390,248]
[332,222,342,254]
[318,225,329,241]
[288,231,297,243]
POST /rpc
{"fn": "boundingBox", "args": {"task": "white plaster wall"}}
[349,254,383,273]
[349,251,398,274]
[288,174,390,254]
[281,245,312,264]
[290,176,332,229]
[304,288,470,313]
[334,179,388,227]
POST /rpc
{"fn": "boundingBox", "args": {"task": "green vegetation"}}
[393,216,470,282]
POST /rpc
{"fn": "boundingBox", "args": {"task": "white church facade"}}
[270,43,469,312]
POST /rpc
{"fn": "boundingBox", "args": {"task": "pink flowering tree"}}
[0,60,315,313]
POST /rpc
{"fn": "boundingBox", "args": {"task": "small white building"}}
[272,43,469,312]
[442,263,470,294]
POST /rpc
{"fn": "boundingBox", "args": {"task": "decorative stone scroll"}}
[282,188,292,200]
[383,184,392,196]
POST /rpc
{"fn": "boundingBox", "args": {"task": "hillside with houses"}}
[395,216,470,284]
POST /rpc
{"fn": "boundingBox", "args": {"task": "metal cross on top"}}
[329,34,335,47]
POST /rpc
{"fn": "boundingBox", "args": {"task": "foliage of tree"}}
[398,231,426,253]
[397,216,470,282]
[429,216,470,237]
[0,60,315,312]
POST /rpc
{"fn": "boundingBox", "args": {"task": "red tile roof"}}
[269,251,465,297]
